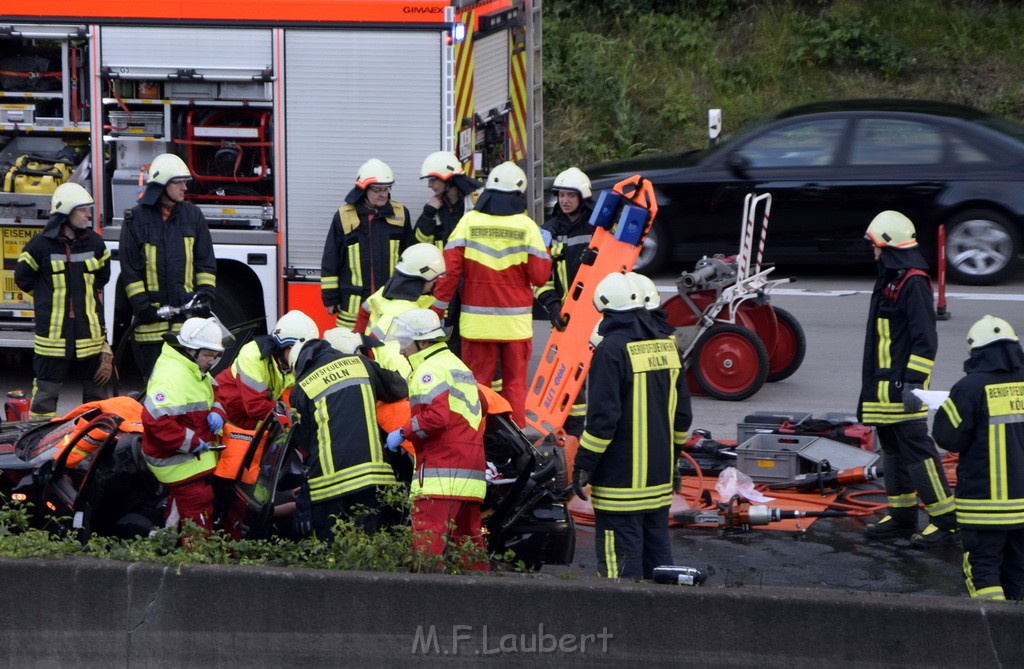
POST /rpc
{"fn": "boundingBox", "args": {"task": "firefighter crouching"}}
[287,334,408,541]
[430,161,551,428]
[933,316,1024,600]
[573,272,692,579]
[14,183,112,418]
[321,158,414,329]
[120,153,218,380]
[141,317,229,532]
[384,309,489,570]
[859,211,957,546]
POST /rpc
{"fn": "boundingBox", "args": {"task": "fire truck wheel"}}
[691,323,769,401]
[765,307,806,383]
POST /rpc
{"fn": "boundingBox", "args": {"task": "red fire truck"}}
[0,0,543,355]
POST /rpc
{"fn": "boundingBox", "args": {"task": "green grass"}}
[542,0,1024,169]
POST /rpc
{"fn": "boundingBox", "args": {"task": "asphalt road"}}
[3,265,1022,595]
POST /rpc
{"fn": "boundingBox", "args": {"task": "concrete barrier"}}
[0,557,1021,667]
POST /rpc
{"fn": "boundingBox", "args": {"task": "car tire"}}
[632,219,671,274]
[945,209,1020,286]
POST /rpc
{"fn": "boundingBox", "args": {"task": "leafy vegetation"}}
[0,492,525,575]
[542,0,1024,169]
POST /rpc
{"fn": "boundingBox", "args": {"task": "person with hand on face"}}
[572,272,691,580]
[321,158,414,329]
[860,210,957,547]
[120,153,217,381]
[933,316,1024,600]
[141,317,229,533]
[384,309,488,570]
[15,183,111,418]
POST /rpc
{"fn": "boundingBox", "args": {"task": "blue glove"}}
[192,440,212,455]
[540,228,553,247]
[385,428,405,452]
[207,412,224,435]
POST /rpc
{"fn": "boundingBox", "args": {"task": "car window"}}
[737,119,845,167]
[849,119,943,165]
[948,134,992,163]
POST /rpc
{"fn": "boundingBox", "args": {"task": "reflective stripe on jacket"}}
[120,200,217,343]
[403,342,486,501]
[141,344,220,485]
[14,215,110,358]
[361,287,436,340]
[214,336,292,430]
[431,209,550,341]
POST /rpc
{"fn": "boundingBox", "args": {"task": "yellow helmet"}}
[865,210,918,249]
[420,151,464,180]
[485,161,527,194]
[355,158,395,189]
[50,182,94,215]
[147,153,191,185]
[967,314,1019,350]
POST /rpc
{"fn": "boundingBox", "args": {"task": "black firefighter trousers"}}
[594,506,672,580]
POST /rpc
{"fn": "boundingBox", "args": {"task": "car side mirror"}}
[727,152,751,179]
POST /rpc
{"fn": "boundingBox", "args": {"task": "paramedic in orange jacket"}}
[430,161,551,427]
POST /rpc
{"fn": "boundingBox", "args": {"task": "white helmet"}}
[626,272,660,310]
[552,167,592,200]
[323,327,363,355]
[593,272,644,313]
[50,182,94,215]
[355,158,395,189]
[967,315,1019,350]
[147,153,191,185]
[286,338,309,372]
[420,151,464,180]
[589,322,604,348]
[386,308,447,348]
[271,310,319,349]
[865,210,918,249]
[396,243,446,281]
[177,317,225,352]
[485,161,527,194]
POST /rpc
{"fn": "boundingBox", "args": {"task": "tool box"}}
[737,411,813,444]
[735,433,879,483]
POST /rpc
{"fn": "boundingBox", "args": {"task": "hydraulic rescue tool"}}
[767,465,882,492]
[674,495,849,531]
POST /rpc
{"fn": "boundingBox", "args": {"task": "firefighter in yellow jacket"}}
[573,272,692,580]
[321,158,414,329]
[15,183,111,418]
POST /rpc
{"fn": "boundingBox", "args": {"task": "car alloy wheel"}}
[945,210,1019,285]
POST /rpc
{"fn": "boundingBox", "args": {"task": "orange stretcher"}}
[525,174,659,436]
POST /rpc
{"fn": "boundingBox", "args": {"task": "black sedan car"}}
[586,99,1024,284]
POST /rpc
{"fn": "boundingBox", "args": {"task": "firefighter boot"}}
[865,507,918,539]
[911,513,959,548]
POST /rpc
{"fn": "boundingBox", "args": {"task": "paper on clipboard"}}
[912,388,950,411]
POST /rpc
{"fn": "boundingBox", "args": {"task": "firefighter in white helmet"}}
[384,308,488,570]
[934,315,1024,600]
[573,271,692,579]
[287,327,408,542]
[430,161,551,427]
[141,316,229,533]
[15,182,112,418]
[321,158,414,330]
[860,210,957,547]
[415,151,482,355]
[120,153,217,380]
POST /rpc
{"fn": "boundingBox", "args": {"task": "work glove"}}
[546,304,568,332]
[673,465,683,495]
[207,412,225,435]
[385,428,405,452]
[572,467,591,501]
[192,293,215,317]
[191,440,213,456]
[292,486,313,537]
[137,305,160,324]
[540,228,553,248]
[902,383,924,413]
[92,342,114,386]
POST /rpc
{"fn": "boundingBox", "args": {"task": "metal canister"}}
[5,390,31,422]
